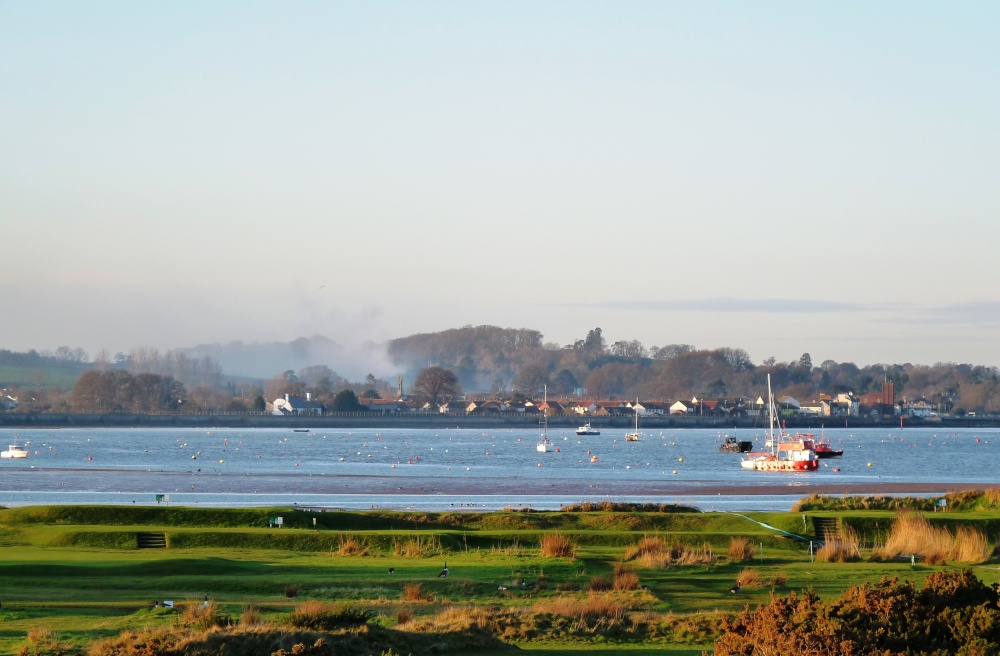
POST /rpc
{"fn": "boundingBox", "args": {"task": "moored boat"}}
[741,376,818,472]
[537,386,554,453]
[625,401,640,442]
[811,431,843,458]
[1,444,29,459]
[720,436,753,453]
[576,422,600,436]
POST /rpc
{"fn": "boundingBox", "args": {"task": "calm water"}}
[0,425,994,511]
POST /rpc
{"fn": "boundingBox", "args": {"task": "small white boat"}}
[1,444,29,459]
[625,401,640,442]
[576,422,600,436]
[537,386,554,453]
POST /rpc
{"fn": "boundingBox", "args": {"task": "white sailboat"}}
[537,386,554,453]
[625,400,639,441]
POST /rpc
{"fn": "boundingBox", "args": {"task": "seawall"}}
[1,412,994,430]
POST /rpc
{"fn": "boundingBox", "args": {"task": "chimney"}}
[285,393,289,402]
[306,392,311,402]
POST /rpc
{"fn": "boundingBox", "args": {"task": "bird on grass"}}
[729,580,742,594]
[388,568,395,575]
[497,584,508,591]
[438,562,449,578]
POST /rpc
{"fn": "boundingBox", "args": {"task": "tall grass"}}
[875,511,991,564]
[623,536,713,568]
[336,536,370,557]
[816,525,861,562]
[540,533,576,558]
[727,537,755,562]
[181,600,228,630]
[393,536,441,557]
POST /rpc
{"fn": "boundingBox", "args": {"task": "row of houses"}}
[269,389,937,418]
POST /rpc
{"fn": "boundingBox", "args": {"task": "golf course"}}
[3,492,1000,655]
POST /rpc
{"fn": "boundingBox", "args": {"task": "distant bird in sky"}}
[438,562,449,578]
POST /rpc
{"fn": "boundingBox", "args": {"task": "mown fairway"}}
[1,502,999,655]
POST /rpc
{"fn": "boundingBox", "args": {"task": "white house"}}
[271,393,324,416]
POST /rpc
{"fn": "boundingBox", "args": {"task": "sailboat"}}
[625,400,640,441]
[537,386,554,453]
[741,375,818,472]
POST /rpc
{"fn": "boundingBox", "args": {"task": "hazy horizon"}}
[4,3,998,371]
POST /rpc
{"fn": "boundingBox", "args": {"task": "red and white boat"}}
[741,376,818,472]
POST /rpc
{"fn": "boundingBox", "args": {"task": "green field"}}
[1,502,999,655]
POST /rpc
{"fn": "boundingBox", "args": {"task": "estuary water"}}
[0,425,995,512]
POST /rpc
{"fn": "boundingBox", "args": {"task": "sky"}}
[2,1,999,373]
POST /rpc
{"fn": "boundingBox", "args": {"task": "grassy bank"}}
[2,496,999,655]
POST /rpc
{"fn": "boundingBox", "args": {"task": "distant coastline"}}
[2,412,997,430]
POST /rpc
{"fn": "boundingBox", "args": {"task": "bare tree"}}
[413,366,461,407]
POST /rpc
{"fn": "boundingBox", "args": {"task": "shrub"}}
[736,568,763,590]
[240,603,262,627]
[613,568,640,591]
[181,600,228,630]
[396,609,413,625]
[586,575,613,592]
[727,537,755,562]
[286,600,371,630]
[540,533,575,558]
[284,583,301,598]
[402,583,433,602]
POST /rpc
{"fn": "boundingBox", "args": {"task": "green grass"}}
[0,361,88,390]
[1,503,1000,654]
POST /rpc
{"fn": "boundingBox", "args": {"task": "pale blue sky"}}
[2,2,998,371]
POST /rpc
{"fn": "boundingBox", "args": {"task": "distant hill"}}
[0,351,91,390]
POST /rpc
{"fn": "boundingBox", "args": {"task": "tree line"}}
[4,325,1000,414]
[388,325,1000,413]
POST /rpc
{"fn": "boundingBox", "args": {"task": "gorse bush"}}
[715,569,1000,656]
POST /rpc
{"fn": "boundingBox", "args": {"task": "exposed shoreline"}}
[2,467,997,499]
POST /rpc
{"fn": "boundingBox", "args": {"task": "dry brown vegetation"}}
[401,583,433,602]
[393,536,440,558]
[875,511,991,564]
[336,536,370,557]
[539,533,576,558]
[623,535,714,568]
[727,536,755,561]
[240,603,262,627]
[815,525,861,562]
[612,565,640,591]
